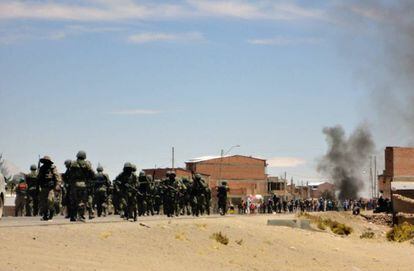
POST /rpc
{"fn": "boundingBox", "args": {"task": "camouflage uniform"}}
[204,186,212,215]
[137,171,152,216]
[67,151,95,222]
[191,174,206,216]
[153,181,162,215]
[114,163,139,221]
[94,166,111,217]
[38,156,61,221]
[15,179,28,216]
[25,165,39,216]
[62,160,73,219]
[162,171,178,217]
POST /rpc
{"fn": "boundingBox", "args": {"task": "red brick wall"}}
[378,175,392,199]
[187,155,266,180]
[385,147,414,177]
[142,168,192,180]
[186,155,267,197]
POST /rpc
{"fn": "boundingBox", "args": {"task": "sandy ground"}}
[0,213,413,271]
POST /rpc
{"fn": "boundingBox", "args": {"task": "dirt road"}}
[0,213,412,271]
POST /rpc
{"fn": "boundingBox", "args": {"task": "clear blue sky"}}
[0,1,387,180]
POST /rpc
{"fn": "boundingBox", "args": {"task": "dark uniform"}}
[162,171,178,217]
[94,166,111,217]
[38,156,61,221]
[62,160,73,219]
[137,171,150,217]
[217,182,229,216]
[67,151,95,222]
[25,165,39,216]
[191,174,206,216]
[114,163,139,221]
[204,186,212,215]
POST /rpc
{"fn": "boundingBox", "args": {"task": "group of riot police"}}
[20,151,229,222]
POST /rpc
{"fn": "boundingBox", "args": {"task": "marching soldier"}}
[62,160,72,218]
[94,166,111,217]
[217,181,229,216]
[162,171,178,218]
[114,163,139,221]
[38,156,61,221]
[25,164,39,216]
[67,151,95,222]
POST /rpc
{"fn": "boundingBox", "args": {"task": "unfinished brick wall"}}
[385,147,414,177]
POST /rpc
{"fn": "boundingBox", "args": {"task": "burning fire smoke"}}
[318,125,375,200]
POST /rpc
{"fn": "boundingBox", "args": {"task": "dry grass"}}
[300,213,353,236]
[99,231,112,239]
[235,239,243,246]
[175,232,188,241]
[211,232,229,245]
[360,231,375,239]
[387,222,414,242]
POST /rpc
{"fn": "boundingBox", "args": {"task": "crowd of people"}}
[13,151,231,222]
[11,151,393,220]
[237,195,390,215]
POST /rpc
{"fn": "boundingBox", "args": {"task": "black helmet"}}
[64,160,72,167]
[97,166,103,172]
[123,162,133,169]
[40,156,53,164]
[76,151,87,160]
[30,164,37,171]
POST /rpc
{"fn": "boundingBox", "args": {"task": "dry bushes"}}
[300,213,353,236]
[387,222,414,242]
[360,231,375,239]
[211,232,229,245]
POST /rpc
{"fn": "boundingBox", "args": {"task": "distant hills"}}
[0,155,24,182]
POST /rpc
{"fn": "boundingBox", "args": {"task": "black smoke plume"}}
[318,125,375,200]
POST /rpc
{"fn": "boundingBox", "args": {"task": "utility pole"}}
[369,156,373,198]
[374,156,377,198]
[172,147,175,170]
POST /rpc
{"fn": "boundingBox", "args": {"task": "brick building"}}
[142,167,193,181]
[379,147,414,224]
[308,182,335,199]
[287,182,335,200]
[267,177,288,199]
[185,155,267,205]
[378,147,414,199]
